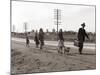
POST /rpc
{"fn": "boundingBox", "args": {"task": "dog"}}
[64,47,70,54]
[58,46,70,55]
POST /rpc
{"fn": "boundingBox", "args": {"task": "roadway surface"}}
[12,37,96,50]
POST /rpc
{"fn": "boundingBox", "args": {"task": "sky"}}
[12,1,95,32]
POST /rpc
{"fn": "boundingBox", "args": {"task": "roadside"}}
[11,40,96,74]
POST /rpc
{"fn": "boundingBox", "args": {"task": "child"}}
[34,31,39,48]
[26,36,30,47]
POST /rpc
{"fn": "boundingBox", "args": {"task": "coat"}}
[58,32,64,41]
[78,28,89,43]
[34,35,39,45]
[26,37,30,44]
[39,32,44,45]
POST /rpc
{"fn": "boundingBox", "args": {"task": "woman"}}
[34,30,39,48]
[39,28,44,49]
[58,29,64,54]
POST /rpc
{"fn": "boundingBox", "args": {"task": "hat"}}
[81,22,86,27]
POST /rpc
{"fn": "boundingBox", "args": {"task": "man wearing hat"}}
[78,22,90,54]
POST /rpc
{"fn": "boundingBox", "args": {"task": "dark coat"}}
[39,32,44,45]
[58,32,64,41]
[26,37,30,44]
[78,28,89,43]
[34,35,39,45]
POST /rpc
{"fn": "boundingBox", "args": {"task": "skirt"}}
[58,40,64,47]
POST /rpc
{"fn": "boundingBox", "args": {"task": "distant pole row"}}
[12,9,62,40]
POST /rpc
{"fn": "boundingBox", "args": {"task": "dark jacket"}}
[26,37,30,44]
[58,32,64,41]
[39,32,44,45]
[78,28,89,43]
[34,35,39,44]
[39,32,44,41]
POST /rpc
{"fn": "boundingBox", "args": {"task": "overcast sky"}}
[12,1,95,32]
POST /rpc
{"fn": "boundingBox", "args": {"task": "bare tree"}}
[32,29,34,32]
[46,29,49,33]
[52,28,55,33]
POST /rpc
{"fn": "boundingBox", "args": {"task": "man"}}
[78,22,90,54]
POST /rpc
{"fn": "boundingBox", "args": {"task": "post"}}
[24,22,27,37]
[57,9,58,40]
[54,9,61,41]
[13,25,15,32]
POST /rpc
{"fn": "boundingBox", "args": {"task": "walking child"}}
[26,36,30,47]
[34,30,39,48]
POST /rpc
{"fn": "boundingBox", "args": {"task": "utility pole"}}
[13,25,15,32]
[12,25,16,35]
[23,22,27,37]
[54,9,61,40]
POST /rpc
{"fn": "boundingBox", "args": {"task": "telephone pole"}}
[23,22,28,36]
[54,9,61,40]
[13,25,15,32]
